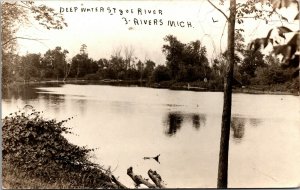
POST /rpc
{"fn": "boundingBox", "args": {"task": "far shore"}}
[2,78,299,96]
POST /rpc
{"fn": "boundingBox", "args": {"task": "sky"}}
[15,0,299,65]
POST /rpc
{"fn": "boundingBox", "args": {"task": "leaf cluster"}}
[236,0,269,24]
[247,0,299,69]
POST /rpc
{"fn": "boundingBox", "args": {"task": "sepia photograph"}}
[1,0,300,188]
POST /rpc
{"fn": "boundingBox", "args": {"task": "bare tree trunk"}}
[217,0,236,188]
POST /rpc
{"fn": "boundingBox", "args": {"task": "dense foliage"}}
[3,33,298,93]
[2,109,115,188]
[2,1,297,92]
[162,35,210,82]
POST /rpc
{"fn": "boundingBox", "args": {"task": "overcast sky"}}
[16,0,299,65]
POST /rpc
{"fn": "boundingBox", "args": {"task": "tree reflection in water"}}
[2,84,40,100]
[192,114,200,129]
[2,83,64,100]
[192,114,206,130]
[230,117,246,141]
[164,112,183,136]
[249,118,262,127]
[164,113,263,139]
[164,112,207,136]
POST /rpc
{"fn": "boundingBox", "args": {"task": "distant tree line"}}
[2,34,298,91]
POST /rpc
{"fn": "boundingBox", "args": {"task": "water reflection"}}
[164,112,183,136]
[40,93,65,103]
[76,99,87,116]
[192,114,200,129]
[2,84,39,100]
[2,83,68,118]
[164,112,207,136]
[249,118,262,127]
[231,117,246,140]
[191,114,206,130]
[2,83,64,100]
[230,116,263,142]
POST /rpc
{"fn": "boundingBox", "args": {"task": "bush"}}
[2,109,115,188]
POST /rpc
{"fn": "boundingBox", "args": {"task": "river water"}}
[2,83,300,188]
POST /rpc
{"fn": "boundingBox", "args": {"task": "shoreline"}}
[2,79,299,96]
[232,88,299,96]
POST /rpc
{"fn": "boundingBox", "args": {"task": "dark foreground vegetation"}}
[2,109,117,188]
[2,34,299,95]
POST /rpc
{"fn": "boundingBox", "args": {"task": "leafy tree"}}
[97,58,110,70]
[182,40,210,81]
[96,58,110,79]
[183,40,209,68]
[69,44,99,79]
[110,55,126,80]
[162,35,185,79]
[253,55,294,85]
[1,1,67,85]
[41,47,69,79]
[20,53,42,81]
[71,54,88,79]
[162,35,209,82]
[239,49,266,83]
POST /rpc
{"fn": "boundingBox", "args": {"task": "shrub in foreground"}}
[2,109,115,188]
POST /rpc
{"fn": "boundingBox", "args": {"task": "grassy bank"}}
[2,109,117,189]
[3,160,73,189]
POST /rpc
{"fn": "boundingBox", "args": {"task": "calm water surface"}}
[2,83,300,188]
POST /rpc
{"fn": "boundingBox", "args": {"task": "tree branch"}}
[3,37,47,46]
[220,21,228,53]
[207,0,229,21]
[238,16,293,25]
